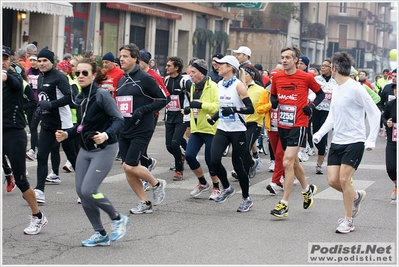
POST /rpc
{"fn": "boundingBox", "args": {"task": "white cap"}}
[215,55,240,70]
[232,46,252,57]
[29,55,37,60]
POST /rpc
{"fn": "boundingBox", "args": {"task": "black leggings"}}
[385,141,396,181]
[29,109,40,150]
[165,121,188,172]
[3,129,31,192]
[313,109,329,156]
[211,129,250,198]
[245,122,261,172]
[36,128,77,192]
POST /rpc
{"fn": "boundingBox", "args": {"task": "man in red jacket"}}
[101,52,124,100]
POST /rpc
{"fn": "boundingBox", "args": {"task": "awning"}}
[107,3,182,20]
[2,2,74,17]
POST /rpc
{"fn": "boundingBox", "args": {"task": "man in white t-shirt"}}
[313,52,380,234]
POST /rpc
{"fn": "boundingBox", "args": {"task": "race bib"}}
[167,95,181,111]
[393,123,397,142]
[28,75,38,89]
[270,109,278,132]
[279,104,296,127]
[116,95,133,117]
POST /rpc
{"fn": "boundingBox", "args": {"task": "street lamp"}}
[21,11,27,20]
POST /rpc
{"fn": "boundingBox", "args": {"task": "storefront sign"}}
[107,3,182,20]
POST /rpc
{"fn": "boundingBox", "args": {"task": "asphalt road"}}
[2,123,397,266]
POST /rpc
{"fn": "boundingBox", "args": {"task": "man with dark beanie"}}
[34,46,77,202]
[101,51,124,100]
[208,53,224,83]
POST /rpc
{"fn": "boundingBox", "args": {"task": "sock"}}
[198,176,207,185]
[281,199,288,206]
[112,213,121,221]
[153,182,160,188]
[304,185,310,192]
[33,211,42,219]
[145,200,151,205]
[99,230,107,236]
[213,182,219,189]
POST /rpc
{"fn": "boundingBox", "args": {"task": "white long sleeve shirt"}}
[313,78,380,149]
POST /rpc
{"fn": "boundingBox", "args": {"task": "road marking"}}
[314,180,375,200]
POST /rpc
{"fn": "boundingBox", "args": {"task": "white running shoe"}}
[63,160,74,173]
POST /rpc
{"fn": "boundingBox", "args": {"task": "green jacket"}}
[189,77,219,135]
[363,84,381,104]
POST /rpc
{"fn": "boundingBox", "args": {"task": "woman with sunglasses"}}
[208,55,255,212]
[56,58,128,247]
[313,58,337,175]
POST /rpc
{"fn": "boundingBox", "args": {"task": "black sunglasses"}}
[75,70,89,77]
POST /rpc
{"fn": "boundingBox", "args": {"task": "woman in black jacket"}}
[56,58,128,247]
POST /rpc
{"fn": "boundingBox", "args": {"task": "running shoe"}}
[215,186,235,203]
[46,171,61,184]
[335,218,355,234]
[111,213,130,242]
[81,232,110,247]
[62,160,73,173]
[266,182,284,195]
[249,159,258,179]
[190,182,210,197]
[209,188,221,200]
[77,197,81,204]
[152,179,166,205]
[391,187,397,201]
[129,201,153,214]
[34,189,45,204]
[142,180,151,191]
[352,190,366,218]
[148,158,157,172]
[270,201,288,218]
[173,171,183,181]
[237,196,254,212]
[231,170,238,180]
[26,149,36,161]
[316,164,323,174]
[268,160,275,172]
[298,150,309,162]
[5,173,16,192]
[307,147,316,156]
[302,184,317,209]
[24,213,48,235]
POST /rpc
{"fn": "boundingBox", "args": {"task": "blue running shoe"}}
[81,232,110,247]
[111,213,130,242]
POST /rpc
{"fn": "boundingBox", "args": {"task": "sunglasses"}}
[75,70,89,77]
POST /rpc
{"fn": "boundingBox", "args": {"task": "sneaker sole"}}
[26,155,35,161]
[335,227,355,234]
[45,179,61,184]
[190,187,210,198]
[270,212,288,218]
[129,209,153,214]
[316,171,323,174]
[82,241,111,247]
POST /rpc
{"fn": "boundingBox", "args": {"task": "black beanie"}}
[37,47,54,64]
[139,49,151,64]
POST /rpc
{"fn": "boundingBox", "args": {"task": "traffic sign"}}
[224,2,262,9]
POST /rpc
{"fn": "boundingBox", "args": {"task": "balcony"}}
[302,22,326,40]
[328,5,369,22]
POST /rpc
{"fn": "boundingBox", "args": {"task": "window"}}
[339,3,348,14]
[338,24,348,48]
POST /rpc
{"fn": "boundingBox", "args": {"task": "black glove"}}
[207,113,219,125]
[131,107,144,125]
[221,107,236,117]
[303,104,314,116]
[189,101,202,109]
[183,106,191,115]
[38,100,52,111]
[271,96,279,109]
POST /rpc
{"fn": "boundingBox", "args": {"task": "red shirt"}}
[102,66,124,99]
[271,70,321,129]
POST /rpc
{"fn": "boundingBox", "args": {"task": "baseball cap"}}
[215,55,240,70]
[2,45,11,57]
[232,46,251,57]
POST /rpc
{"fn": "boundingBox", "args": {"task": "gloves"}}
[303,104,315,116]
[221,107,236,117]
[189,101,202,109]
[207,113,219,125]
[271,98,278,109]
[183,106,191,115]
[131,107,144,125]
[38,100,52,111]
